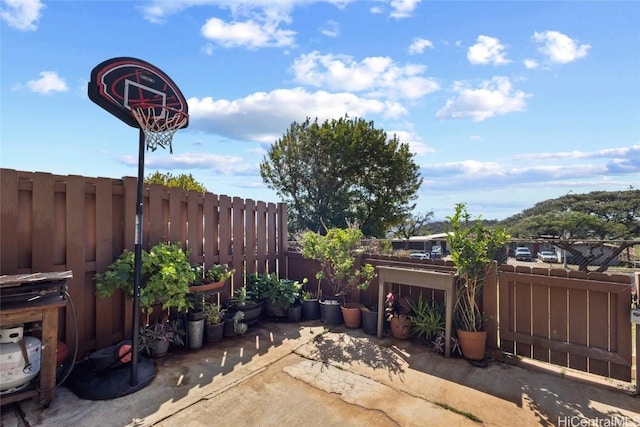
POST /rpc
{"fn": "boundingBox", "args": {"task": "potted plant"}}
[447,203,509,360]
[228,285,263,326]
[223,310,248,337]
[300,227,376,326]
[301,290,320,320]
[95,242,195,315]
[203,302,226,343]
[139,320,184,358]
[385,291,411,339]
[189,263,234,293]
[361,304,378,335]
[407,295,445,345]
[186,264,234,348]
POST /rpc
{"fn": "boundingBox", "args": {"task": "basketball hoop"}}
[130,103,188,153]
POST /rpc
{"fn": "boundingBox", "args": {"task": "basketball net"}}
[130,104,188,153]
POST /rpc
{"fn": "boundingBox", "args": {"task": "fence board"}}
[32,173,54,271]
[0,169,18,274]
[94,178,114,349]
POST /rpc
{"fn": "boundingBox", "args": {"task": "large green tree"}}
[500,189,640,271]
[260,116,422,237]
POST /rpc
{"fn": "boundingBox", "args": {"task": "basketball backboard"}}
[88,57,189,129]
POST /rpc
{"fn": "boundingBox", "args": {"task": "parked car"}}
[409,252,429,260]
[537,251,558,263]
[430,245,443,259]
[514,247,533,261]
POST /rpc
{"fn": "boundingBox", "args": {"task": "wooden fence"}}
[0,169,287,355]
[286,251,636,384]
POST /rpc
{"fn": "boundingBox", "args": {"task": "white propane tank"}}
[0,325,42,393]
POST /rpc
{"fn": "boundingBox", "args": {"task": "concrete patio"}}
[1,320,638,426]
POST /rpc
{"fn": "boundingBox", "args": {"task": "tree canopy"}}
[145,171,208,193]
[260,116,422,237]
[499,189,640,271]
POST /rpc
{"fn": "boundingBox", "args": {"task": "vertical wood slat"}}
[32,173,54,272]
[148,184,165,247]
[514,266,532,358]
[483,263,498,350]
[498,265,516,354]
[0,169,18,274]
[549,269,569,367]
[531,267,550,362]
[245,199,256,274]
[65,176,87,352]
[232,197,245,287]
[277,202,288,277]
[256,201,267,274]
[168,187,182,245]
[568,286,588,372]
[202,192,217,267]
[218,195,232,293]
[187,191,201,260]
[267,203,277,272]
[94,178,114,349]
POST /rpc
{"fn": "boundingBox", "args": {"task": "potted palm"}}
[300,227,376,327]
[447,203,509,360]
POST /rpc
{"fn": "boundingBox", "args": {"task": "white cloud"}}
[187,88,407,142]
[320,20,340,37]
[389,0,422,19]
[0,0,44,31]
[408,37,433,55]
[25,71,68,94]
[523,58,539,69]
[467,35,510,65]
[388,130,433,155]
[436,77,530,122]
[290,51,439,100]
[532,30,590,64]
[121,152,256,175]
[201,17,296,48]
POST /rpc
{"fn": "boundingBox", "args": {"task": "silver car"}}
[538,250,558,263]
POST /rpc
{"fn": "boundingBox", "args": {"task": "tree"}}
[145,171,207,193]
[260,116,422,237]
[391,211,434,248]
[500,189,640,271]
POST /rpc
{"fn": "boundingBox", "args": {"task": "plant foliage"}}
[260,116,422,237]
[300,227,376,300]
[94,242,195,314]
[447,203,509,332]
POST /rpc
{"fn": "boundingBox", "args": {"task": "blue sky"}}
[1,0,639,222]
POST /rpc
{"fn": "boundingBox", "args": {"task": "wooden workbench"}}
[0,271,70,406]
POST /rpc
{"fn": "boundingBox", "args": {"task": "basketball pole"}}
[130,128,145,386]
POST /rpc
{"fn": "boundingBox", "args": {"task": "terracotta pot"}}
[189,280,225,293]
[390,315,412,340]
[341,303,362,329]
[456,329,487,360]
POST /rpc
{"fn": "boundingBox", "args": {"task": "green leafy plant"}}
[447,203,509,332]
[203,302,226,326]
[139,320,185,356]
[190,263,234,286]
[300,227,376,300]
[407,295,445,343]
[229,311,248,335]
[95,242,195,314]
